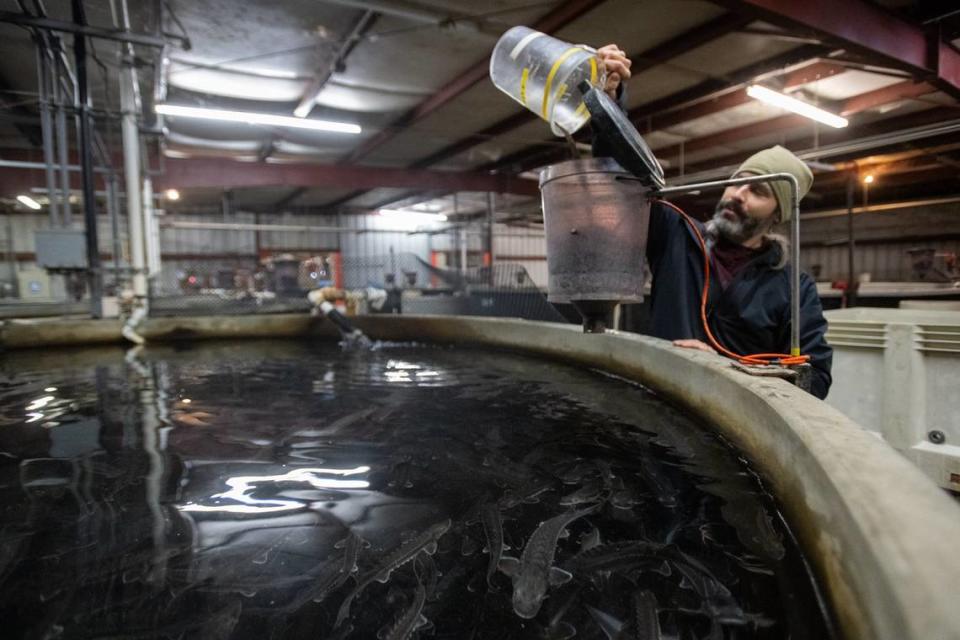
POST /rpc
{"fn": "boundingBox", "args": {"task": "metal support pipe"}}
[53,53,73,224]
[486,191,495,285]
[846,173,857,307]
[143,175,160,279]
[106,172,121,290]
[118,0,146,304]
[121,73,146,300]
[71,0,102,318]
[657,172,802,357]
[35,39,59,226]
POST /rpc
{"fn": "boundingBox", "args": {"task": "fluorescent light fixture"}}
[746,85,848,129]
[164,188,180,201]
[155,103,361,134]
[17,195,41,210]
[379,209,447,223]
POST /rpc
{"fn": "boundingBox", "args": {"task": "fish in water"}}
[578,527,601,553]
[559,479,601,506]
[377,583,429,640]
[480,502,509,590]
[565,540,665,575]
[585,604,626,640]
[335,519,450,626]
[499,504,598,619]
[631,590,662,639]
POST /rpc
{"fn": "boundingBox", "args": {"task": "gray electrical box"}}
[35,230,87,269]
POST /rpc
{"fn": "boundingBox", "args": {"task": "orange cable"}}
[655,199,810,367]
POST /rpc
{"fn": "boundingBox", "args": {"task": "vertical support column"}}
[846,172,857,307]
[35,40,59,227]
[143,176,160,280]
[72,0,102,318]
[121,52,147,305]
[54,58,73,226]
[106,172,122,290]
[486,191,495,285]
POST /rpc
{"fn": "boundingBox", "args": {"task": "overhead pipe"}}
[673,119,960,185]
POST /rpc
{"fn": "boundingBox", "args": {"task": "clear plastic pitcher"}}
[490,26,605,137]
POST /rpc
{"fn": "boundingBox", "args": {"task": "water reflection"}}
[181,466,372,514]
[0,340,834,639]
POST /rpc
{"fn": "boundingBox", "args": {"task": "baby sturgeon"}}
[499,504,598,619]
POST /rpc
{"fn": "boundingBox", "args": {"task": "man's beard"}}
[711,199,770,244]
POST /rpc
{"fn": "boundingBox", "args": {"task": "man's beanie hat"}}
[733,145,813,221]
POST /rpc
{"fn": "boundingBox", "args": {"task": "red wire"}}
[655,199,810,367]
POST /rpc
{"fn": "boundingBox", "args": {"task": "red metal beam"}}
[781,61,846,89]
[155,158,538,195]
[0,155,539,199]
[840,80,936,116]
[345,0,605,164]
[713,0,960,98]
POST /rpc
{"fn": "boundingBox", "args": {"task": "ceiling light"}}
[379,209,447,223]
[746,85,848,129]
[155,104,361,134]
[164,188,181,201]
[863,174,874,184]
[17,195,42,210]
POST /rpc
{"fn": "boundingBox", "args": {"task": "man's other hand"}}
[672,339,717,354]
[596,44,632,100]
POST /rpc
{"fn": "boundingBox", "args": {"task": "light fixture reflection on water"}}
[44,387,57,392]
[26,395,55,411]
[179,466,371,514]
[383,360,441,384]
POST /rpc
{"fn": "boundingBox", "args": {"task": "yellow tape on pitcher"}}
[545,52,599,126]
[541,47,582,119]
[519,68,530,107]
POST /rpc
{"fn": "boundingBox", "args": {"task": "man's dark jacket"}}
[645,202,833,399]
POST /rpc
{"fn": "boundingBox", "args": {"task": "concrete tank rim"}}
[2,313,959,640]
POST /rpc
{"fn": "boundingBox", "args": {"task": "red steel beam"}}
[713,0,960,98]
[345,0,605,164]
[0,155,539,198]
[155,158,539,195]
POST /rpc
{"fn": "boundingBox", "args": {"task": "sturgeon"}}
[480,502,509,590]
[378,584,428,640]
[499,504,598,619]
[335,519,450,626]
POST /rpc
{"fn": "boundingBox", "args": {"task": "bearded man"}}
[594,47,833,399]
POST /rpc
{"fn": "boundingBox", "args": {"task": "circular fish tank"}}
[0,314,957,640]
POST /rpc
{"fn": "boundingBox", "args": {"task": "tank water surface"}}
[0,340,833,639]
